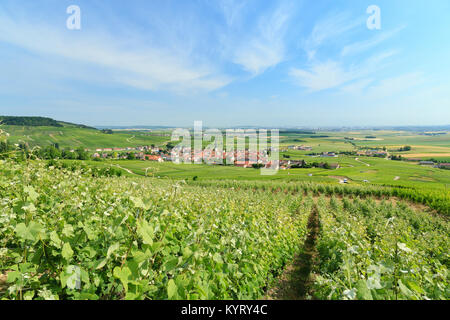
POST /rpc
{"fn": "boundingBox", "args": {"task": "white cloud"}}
[341,26,405,56]
[366,72,424,98]
[340,78,374,94]
[290,50,397,92]
[290,61,355,91]
[304,12,363,60]
[338,72,424,99]
[219,0,246,26]
[0,14,231,93]
[232,3,292,75]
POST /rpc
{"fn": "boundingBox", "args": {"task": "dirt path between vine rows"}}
[0,273,7,292]
[113,164,136,176]
[265,205,320,300]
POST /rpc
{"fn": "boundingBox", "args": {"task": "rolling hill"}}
[0,116,171,149]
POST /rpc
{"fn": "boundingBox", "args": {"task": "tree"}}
[166,142,176,150]
[45,146,61,159]
[76,147,89,160]
[62,149,76,160]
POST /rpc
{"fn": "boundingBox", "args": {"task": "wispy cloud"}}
[341,26,405,56]
[303,12,363,60]
[219,0,247,26]
[290,50,397,92]
[340,78,374,94]
[290,61,355,91]
[0,13,231,93]
[339,72,424,99]
[293,10,404,93]
[232,2,292,75]
[366,72,424,98]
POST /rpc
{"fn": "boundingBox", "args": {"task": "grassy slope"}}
[2,125,171,149]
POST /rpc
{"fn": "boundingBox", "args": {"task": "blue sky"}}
[0,0,449,127]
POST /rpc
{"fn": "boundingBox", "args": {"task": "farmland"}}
[0,160,448,300]
[0,124,449,300]
[6,124,447,190]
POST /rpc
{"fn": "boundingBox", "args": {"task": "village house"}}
[235,161,252,168]
[436,163,450,169]
[161,154,171,161]
[144,154,163,162]
[357,150,387,157]
[321,152,337,157]
[288,145,313,151]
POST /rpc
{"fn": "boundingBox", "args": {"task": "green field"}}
[77,156,449,192]
[279,130,450,159]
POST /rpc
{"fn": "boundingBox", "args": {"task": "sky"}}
[0,0,449,128]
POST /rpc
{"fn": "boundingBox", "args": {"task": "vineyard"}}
[0,160,448,300]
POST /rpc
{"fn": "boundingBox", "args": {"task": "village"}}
[87,144,347,171]
[87,143,450,172]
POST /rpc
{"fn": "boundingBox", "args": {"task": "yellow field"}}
[406,153,450,158]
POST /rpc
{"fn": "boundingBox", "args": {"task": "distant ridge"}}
[0,116,97,130]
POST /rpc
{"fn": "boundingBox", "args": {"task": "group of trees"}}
[339,151,357,156]
[251,163,265,169]
[390,155,403,161]
[397,146,412,152]
[290,160,331,169]
[13,144,91,161]
[37,145,89,160]
[0,116,63,127]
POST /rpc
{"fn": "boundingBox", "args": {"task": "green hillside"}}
[0,116,95,129]
[2,125,171,149]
